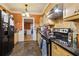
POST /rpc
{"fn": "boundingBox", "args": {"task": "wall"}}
[12,13,23,43]
[30,15,42,28]
[52,18,79,33]
[53,18,75,28]
[12,13,22,31]
[72,20,79,33]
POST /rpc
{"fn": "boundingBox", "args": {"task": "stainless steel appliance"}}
[53,28,72,47]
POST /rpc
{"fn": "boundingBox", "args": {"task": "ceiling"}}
[1,3,48,14]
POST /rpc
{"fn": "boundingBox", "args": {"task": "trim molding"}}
[42,3,50,15]
[0,4,12,13]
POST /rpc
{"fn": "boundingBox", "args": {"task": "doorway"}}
[24,18,33,41]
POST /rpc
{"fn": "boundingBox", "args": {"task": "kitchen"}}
[37,3,79,56]
[0,3,79,56]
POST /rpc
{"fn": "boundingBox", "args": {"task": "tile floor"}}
[10,41,41,56]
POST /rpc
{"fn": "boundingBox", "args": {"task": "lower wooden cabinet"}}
[52,42,73,56]
[48,44,50,56]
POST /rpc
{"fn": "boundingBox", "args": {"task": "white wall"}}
[32,18,36,41]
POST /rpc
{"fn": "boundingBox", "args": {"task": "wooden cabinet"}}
[63,4,79,20]
[52,42,73,56]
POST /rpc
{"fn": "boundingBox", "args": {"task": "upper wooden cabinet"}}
[63,4,79,20]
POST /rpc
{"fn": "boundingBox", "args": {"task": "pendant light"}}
[22,4,30,17]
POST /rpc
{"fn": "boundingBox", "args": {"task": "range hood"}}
[47,4,63,19]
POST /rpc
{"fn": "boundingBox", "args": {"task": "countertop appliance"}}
[53,28,72,47]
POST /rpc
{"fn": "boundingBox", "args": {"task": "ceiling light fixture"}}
[25,12,30,17]
[22,4,30,17]
[22,13,26,17]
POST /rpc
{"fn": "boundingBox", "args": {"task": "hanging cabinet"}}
[63,4,79,20]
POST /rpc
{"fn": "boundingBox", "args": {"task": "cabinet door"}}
[52,43,63,56]
[52,42,61,56]
[55,44,73,56]
[65,8,76,18]
[75,4,79,14]
[63,4,77,19]
[52,42,73,56]
[52,42,56,56]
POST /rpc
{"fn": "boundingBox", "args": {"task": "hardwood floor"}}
[9,35,41,56]
[24,35,32,41]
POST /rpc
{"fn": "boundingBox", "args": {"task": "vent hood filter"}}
[47,4,63,19]
[47,12,63,19]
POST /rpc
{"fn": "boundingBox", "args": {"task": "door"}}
[24,18,33,41]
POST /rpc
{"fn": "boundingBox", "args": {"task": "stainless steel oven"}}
[53,28,72,47]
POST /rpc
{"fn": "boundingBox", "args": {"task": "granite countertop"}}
[50,39,79,56]
[39,31,79,56]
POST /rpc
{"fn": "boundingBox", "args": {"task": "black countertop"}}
[39,31,79,56]
[50,39,79,56]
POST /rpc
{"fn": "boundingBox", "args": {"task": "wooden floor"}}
[10,35,41,56]
[24,35,32,41]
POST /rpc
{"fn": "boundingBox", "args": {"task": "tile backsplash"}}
[53,18,79,33]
